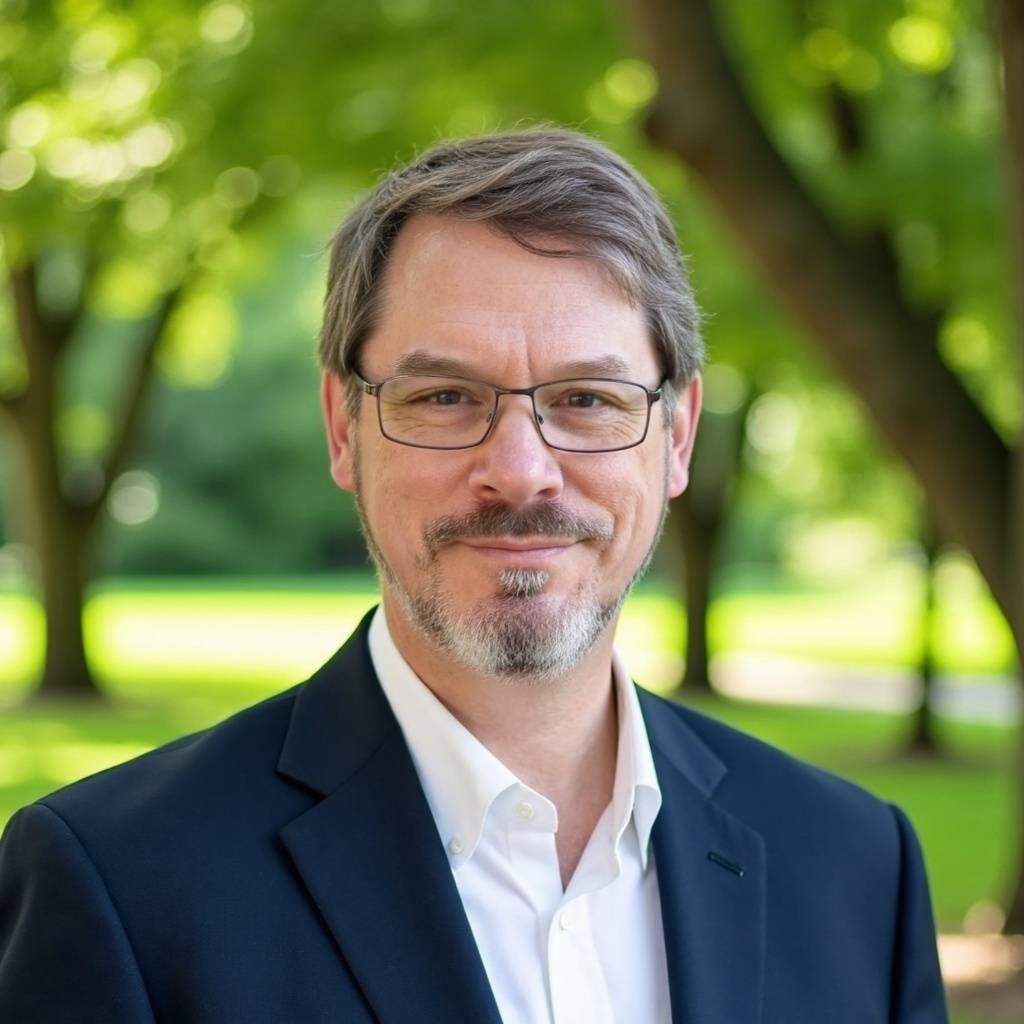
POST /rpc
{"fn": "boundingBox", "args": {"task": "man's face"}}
[322,214,700,679]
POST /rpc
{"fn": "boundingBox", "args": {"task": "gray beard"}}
[352,440,668,682]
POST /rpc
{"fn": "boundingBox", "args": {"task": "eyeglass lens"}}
[376,376,651,451]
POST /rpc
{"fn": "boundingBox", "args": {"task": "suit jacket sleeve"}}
[889,804,948,1023]
[0,803,156,1024]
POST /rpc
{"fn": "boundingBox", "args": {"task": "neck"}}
[381,594,620,811]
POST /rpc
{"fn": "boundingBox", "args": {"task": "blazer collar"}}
[276,613,765,1024]
[638,689,767,1024]
[276,610,503,1024]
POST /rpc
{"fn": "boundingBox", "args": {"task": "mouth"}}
[457,537,578,560]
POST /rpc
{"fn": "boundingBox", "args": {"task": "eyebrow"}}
[388,349,635,380]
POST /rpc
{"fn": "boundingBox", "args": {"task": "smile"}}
[457,537,577,561]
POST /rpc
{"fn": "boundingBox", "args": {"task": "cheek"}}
[578,451,663,524]
[359,443,462,548]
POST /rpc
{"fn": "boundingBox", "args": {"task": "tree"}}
[0,0,627,698]
[616,0,1024,929]
[672,371,754,695]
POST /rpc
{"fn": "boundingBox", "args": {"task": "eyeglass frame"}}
[353,371,665,453]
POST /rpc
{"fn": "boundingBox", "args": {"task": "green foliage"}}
[0,0,1011,581]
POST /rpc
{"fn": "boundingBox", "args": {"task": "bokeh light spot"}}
[837,50,881,93]
[200,1,252,50]
[215,165,259,208]
[702,363,749,415]
[122,189,172,234]
[109,470,161,526]
[159,287,239,387]
[70,25,121,73]
[5,103,50,148]
[747,392,801,456]
[0,148,35,190]
[58,404,112,459]
[804,28,852,72]
[889,15,953,72]
[106,58,161,114]
[604,58,658,108]
[940,315,992,372]
[124,121,175,168]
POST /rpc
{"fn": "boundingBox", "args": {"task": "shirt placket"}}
[547,894,614,1024]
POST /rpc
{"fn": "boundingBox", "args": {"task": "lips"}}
[461,536,576,552]
[458,537,577,560]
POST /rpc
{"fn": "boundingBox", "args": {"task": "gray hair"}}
[318,128,703,412]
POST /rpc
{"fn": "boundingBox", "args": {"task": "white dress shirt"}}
[368,608,672,1024]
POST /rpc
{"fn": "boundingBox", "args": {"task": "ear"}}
[320,372,357,493]
[666,375,702,499]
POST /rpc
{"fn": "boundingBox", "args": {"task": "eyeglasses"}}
[354,372,663,452]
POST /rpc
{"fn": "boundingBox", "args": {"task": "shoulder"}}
[31,685,306,847]
[638,688,903,845]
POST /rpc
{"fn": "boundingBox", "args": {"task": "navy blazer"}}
[0,612,947,1022]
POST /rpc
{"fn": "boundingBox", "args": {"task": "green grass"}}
[0,577,1017,945]
[0,560,1015,691]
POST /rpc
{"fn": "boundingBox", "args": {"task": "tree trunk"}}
[5,260,102,699]
[675,488,717,694]
[996,0,1024,935]
[902,518,940,757]
[617,0,1013,621]
[4,343,103,699]
[673,394,752,697]
[617,0,1024,934]
[4,256,184,701]
[35,517,96,700]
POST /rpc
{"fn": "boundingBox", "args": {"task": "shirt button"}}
[515,801,535,821]
[448,837,464,855]
[559,911,572,931]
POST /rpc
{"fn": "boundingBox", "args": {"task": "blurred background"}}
[1,0,1022,1018]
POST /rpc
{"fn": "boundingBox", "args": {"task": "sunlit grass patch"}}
[0,567,1013,696]
[87,588,378,687]
[0,594,41,686]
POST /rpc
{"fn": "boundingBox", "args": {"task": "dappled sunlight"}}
[617,594,685,693]
[940,933,1024,987]
[0,575,1015,695]
[85,590,378,685]
[0,741,152,789]
[0,595,41,685]
[713,651,921,713]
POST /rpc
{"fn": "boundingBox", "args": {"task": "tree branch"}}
[83,284,185,529]
[49,247,103,350]
[8,261,50,368]
[618,0,1013,614]
[0,388,24,420]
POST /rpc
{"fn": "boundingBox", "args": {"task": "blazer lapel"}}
[639,690,766,1024]
[276,613,502,1024]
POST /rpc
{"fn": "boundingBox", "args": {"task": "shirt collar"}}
[368,606,662,871]
[610,646,662,869]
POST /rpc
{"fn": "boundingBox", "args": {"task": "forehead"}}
[362,214,659,382]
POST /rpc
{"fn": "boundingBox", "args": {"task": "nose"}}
[467,395,564,505]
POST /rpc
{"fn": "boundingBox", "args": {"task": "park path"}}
[712,652,1020,725]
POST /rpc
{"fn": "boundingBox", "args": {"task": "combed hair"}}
[318,128,703,411]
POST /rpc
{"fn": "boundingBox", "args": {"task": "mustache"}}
[424,502,613,552]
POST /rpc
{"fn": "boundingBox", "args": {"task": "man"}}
[0,129,946,1022]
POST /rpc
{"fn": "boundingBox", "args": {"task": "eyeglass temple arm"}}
[352,373,379,396]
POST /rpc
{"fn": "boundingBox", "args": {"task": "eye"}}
[565,391,604,409]
[428,389,465,406]
[406,386,478,406]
